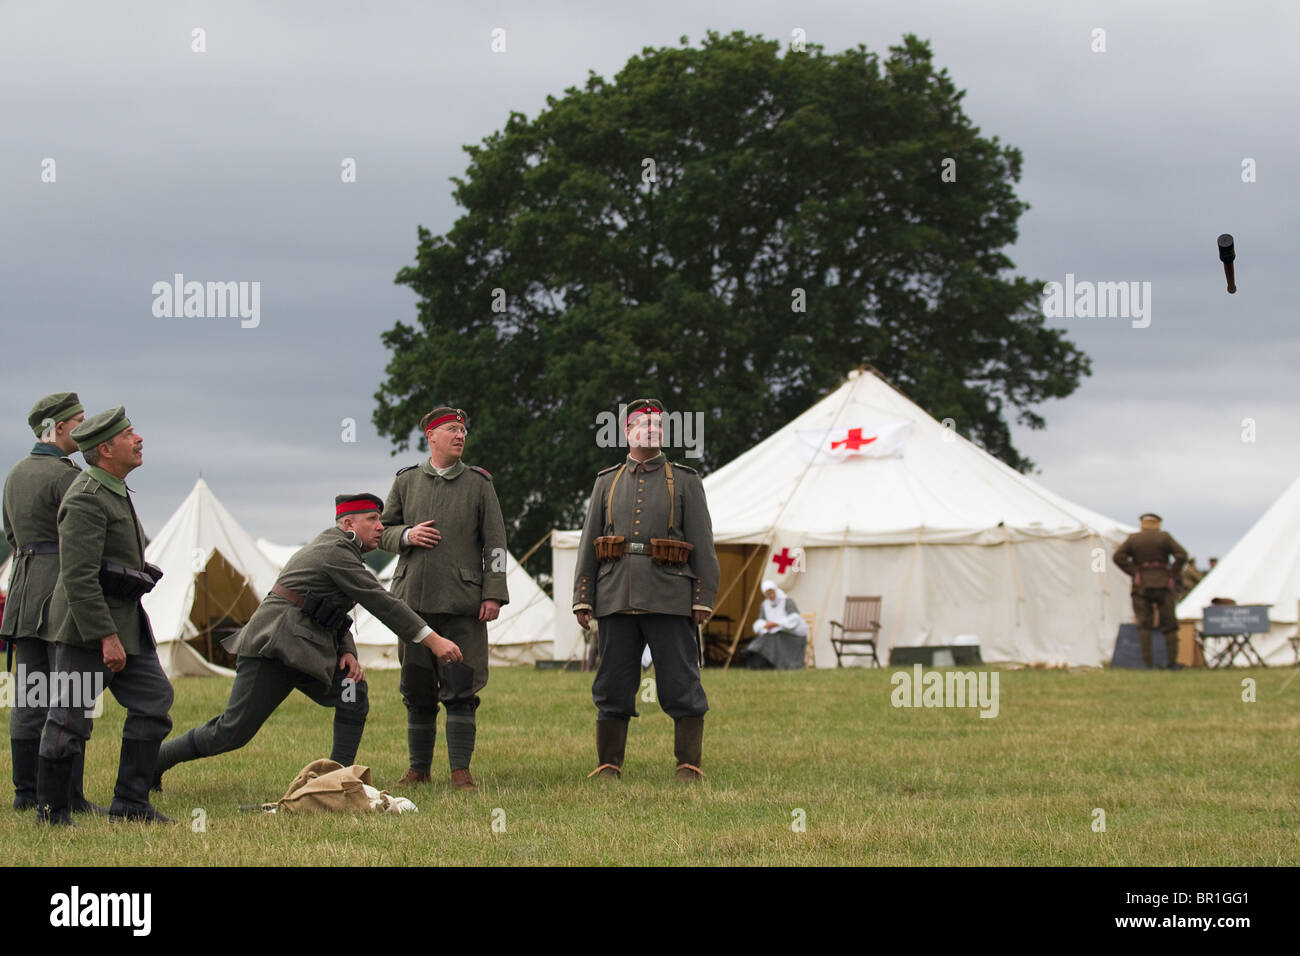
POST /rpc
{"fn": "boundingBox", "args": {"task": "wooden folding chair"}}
[800,612,817,669]
[828,596,882,667]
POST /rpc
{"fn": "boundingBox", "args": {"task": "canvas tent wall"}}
[143,478,281,678]
[552,368,1134,667]
[1176,474,1300,666]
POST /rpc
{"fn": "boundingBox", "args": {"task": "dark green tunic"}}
[1,443,80,640]
[49,467,155,654]
[225,526,429,690]
[380,459,510,615]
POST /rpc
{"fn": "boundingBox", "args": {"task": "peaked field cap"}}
[1140,512,1162,522]
[28,392,83,436]
[336,493,384,518]
[71,406,130,451]
[624,398,666,424]
[421,406,467,432]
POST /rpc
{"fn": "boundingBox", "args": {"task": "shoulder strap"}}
[604,464,628,532]
[396,465,417,476]
[665,462,675,532]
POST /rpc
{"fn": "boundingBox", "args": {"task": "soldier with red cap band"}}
[381,406,510,792]
[152,494,462,789]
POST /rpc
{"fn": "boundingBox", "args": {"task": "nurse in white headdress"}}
[746,579,809,669]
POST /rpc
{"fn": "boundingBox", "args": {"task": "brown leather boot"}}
[450,769,477,792]
[673,716,704,783]
[587,719,627,779]
[394,769,431,787]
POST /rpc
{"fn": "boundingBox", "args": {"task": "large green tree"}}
[375,31,1089,573]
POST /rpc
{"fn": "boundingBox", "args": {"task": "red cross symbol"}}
[772,548,797,573]
[831,428,876,451]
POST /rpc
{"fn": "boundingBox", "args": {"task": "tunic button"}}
[634,520,640,524]
[635,509,641,514]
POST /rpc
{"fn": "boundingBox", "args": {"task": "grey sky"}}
[3,0,1297,566]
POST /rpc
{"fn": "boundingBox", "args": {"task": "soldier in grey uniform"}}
[573,399,719,781]
[381,406,509,791]
[36,407,174,825]
[3,392,105,814]
[153,494,463,787]
[1113,512,1189,670]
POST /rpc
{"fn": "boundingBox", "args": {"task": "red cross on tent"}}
[831,428,876,451]
[771,547,797,574]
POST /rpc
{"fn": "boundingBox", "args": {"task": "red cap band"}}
[626,407,661,427]
[336,499,381,518]
[425,412,465,434]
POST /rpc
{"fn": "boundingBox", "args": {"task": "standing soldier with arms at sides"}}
[1113,512,1189,670]
[573,399,719,782]
[152,494,463,787]
[37,407,173,825]
[3,393,104,814]
[381,406,509,791]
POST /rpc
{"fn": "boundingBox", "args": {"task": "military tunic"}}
[1113,527,1188,667]
[157,526,432,776]
[380,459,509,701]
[3,444,82,748]
[573,452,719,720]
[2,443,80,642]
[39,466,173,760]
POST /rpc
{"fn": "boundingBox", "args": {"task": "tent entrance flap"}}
[187,549,261,670]
[703,544,767,666]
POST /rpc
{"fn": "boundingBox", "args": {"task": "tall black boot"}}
[11,738,39,811]
[152,728,201,792]
[673,716,704,783]
[587,719,627,779]
[109,739,173,824]
[69,746,108,815]
[35,755,76,827]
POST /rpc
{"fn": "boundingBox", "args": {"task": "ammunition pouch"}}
[99,561,164,601]
[301,591,350,636]
[595,535,627,562]
[650,537,694,566]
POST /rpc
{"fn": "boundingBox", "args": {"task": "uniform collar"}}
[626,451,666,473]
[421,458,466,480]
[86,465,128,497]
[328,525,364,556]
[31,442,66,458]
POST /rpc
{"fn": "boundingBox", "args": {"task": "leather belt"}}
[271,583,306,607]
[18,542,58,556]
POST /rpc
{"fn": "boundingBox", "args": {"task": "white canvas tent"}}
[1176,475,1300,666]
[143,478,281,678]
[255,542,555,668]
[552,368,1135,667]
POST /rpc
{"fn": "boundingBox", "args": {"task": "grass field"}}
[2,665,1297,866]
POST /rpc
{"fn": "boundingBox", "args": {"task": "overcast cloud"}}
[3,0,1296,566]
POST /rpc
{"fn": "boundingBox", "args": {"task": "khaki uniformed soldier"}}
[2,392,105,814]
[573,399,719,781]
[37,407,174,825]
[1113,512,1189,670]
[380,406,509,791]
[153,494,463,788]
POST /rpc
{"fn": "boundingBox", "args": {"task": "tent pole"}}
[722,545,769,668]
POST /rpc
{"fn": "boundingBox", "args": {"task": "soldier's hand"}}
[339,653,364,683]
[422,632,463,665]
[479,599,501,623]
[409,520,441,548]
[101,634,126,673]
[575,609,592,629]
[693,609,710,627]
